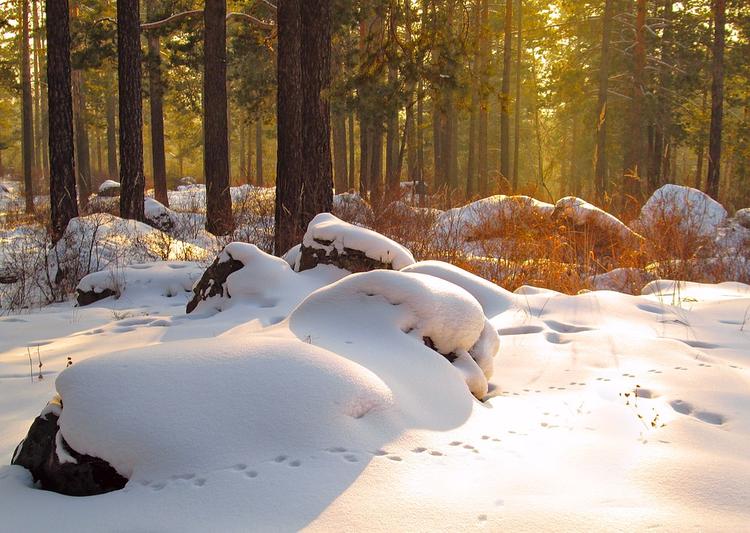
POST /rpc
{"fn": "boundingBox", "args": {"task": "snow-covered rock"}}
[734,208,750,229]
[76,261,202,307]
[297,213,415,273]
[97,180,121,197]
[186,242,346,318]
[552,196,644,255]
[289,269,499,399]
[144,198,176,232]
[436,195,554,239]
[587,267,657,294]
[637,184,727,238]
[332,192,373,226]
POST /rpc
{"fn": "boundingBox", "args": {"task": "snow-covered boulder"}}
[402,260,517,317]
[637,184,727,239]
[97,180,121,197]
[186,242,345,316]
[552,196,644,257]
[436,195,554,240]
[289,269,499,399]
[332,192,373,226]
[734,208,750,229]
[76,261,202,307]
[144,197,176,232]
[297,213,415,273]
[177,176,197,188]
[12,396,127,496]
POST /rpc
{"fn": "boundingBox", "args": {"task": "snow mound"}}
[735,208,750,229]
[553,196,642,245]
[401,260,517,317]
[436,195,554,239]
[97,180,121,197]
[298,213,415,272]
[143,198,176,232]
[51,214,208,287]
[289,270,498,399]
[637,184,727,238]
[54,336,395,480]
[587,267,657,294]
[186,242,346,319]
[76,261,203,306]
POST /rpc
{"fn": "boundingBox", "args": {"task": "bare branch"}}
[141,9,275,31]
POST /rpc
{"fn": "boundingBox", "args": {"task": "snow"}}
[302,212,415,270]
[638,184,728,238]
[554,195,641,243]
[735,208,750,229]
[1,227,750,529]
[98,180,120,193]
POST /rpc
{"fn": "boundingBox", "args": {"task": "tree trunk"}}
[72,70,91,209]
[348,111,355,190]
[622,0,647,210]
[239,117,246,182]
[594,0,614,202]
[706,0,725,200]
[478,0,489,196]
[203,0,233,234]
[500,0,513,185]
[21,0,34,212]
[275,0,304,254]
[255,120,263,187]
[32,0,43,180]
[512,0,522,188]
[695,88,708,189]
[146,3,168,207]
[96,133,103,182]
[106,72,118,179]
[332,105,348,193]
[117,0,145,222]
[46,0,78,241]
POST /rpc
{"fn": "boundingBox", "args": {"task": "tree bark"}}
[239,117,246,182]
[32,0,43,179]
[500,0,513,185]
[512,0,522,189]
[255,120,263,187]
[72,70,91,209]
[348,111,355,190]
[275,0,304,254]
[146,2,168,207]
[706,0,725,200]
[203,0,233,234]
[21,0,34,212]
[106,72,118,179]
[46,0,78,241]
[622,0,647,210]
[332,104,348,193]
[594,0,614,203]
[117,0,145,222]
[478,0,489,196]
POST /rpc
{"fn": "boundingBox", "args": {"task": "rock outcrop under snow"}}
[637,184,727,238]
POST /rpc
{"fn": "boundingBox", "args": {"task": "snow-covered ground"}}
[1,246,749,530]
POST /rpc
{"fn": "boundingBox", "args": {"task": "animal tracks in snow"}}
[669,399,726,425]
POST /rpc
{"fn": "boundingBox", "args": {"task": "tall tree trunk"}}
[570,117,579,196]
[72,70,91,209]
[46,0,77,241]
[239,117,246,182]
[255,120,263,187]
[117,0,145,222]
[332,105,348,193]
[348,111,355,190]
[203,0,233,234]
[96,133,103,182]
[500,0,513,185]
[32,0,43,180]
[706,0,725,200]
[416,82,425,201]
[447,98,458,191]
[21,0,34,212]
[695,88,708,189]
[594,0,614,202]
[247,120,253,183]
[359,114,370,197]
[512,0,522,188]
[478,0,489,196]
[105,72,118,179]
[275,0,304,254]
[433,101,443,190]
[622,0,646,211]
[146,4,168,207]
[385,67,399,198]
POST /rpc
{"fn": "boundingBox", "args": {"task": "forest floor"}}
[0,178,749,531]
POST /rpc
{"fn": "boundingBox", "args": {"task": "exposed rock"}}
[298,239,398,273]
[75,287,117,306]
[186,251,244,313]
[12,397,127,496]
